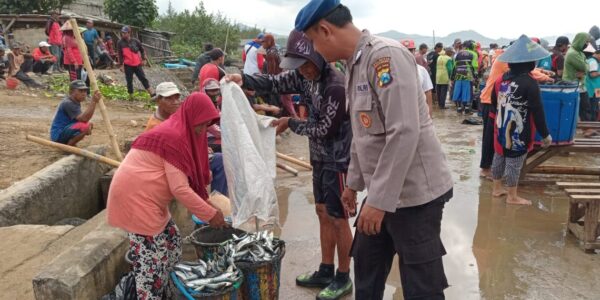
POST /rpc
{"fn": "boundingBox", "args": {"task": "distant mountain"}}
[376,30,580,49]
[377,30,513,49]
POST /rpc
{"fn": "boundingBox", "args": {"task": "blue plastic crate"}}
[535,85,580,145]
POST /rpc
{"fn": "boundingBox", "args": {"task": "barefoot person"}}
[490,35,552,205]
[50,80,99,146]
[226,29,354,300]
[295,1,454,299]
[107,93,227,299]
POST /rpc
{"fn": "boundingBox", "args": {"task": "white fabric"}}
[243,44,260,75]
[417,65,433,92]
[588,58,599,72]
[220,81,278,231]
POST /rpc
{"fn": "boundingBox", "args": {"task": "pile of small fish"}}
[173,245,242,294]
[232,230,282,263]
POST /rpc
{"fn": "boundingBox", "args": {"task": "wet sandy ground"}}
[275,108,600,299]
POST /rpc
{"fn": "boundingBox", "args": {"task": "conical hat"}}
[498,34,550,63]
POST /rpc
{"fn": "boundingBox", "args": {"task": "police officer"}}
[295,1,454,299]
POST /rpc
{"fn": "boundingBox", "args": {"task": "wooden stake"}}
[26,135,121,168]
[276,162,298,176]
[276,152,312,170]
[68,18,124,161]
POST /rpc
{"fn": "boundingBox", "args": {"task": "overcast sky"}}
[156,0,596,39]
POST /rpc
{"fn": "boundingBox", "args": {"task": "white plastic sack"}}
[219,81,278,231]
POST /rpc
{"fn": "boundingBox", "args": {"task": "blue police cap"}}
[295,0,341,32]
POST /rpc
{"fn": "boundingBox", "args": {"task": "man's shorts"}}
[313,163,348,219]
[55,122,90,144]
[452,80,472,103]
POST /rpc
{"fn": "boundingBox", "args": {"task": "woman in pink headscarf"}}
[107,93,226,300]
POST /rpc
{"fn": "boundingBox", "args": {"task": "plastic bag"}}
[100,272,136,300]
[219,81,278,231]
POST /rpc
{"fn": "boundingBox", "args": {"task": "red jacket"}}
[32,48,57,62]
[48,21,62,46]
[198,64,219,89]
[117,38,145,67]
[62,34,83,65]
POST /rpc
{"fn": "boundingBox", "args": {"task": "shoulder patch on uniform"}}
[373,57,393,88]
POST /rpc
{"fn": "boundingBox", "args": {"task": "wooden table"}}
[520,138,600,180]
[557,182,600,252]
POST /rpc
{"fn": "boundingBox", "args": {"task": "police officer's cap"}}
[498,34,550,63]
[295,0,341,32]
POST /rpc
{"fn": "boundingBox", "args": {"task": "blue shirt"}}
[82,28,99,45]
[50,97,81,141]
[537,56,552,71]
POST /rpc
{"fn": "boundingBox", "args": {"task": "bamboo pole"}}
[26,135,121,168]
[276,152,312,170]
[68,18,124,161]
[276,162,298,176]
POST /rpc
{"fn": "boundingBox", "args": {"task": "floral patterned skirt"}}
[127,220,182,300]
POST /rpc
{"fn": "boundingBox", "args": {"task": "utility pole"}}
[433,29,436,47]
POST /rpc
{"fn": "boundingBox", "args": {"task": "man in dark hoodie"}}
[191,43,214,85]
[226,29,353,300]
[563,32,592,122]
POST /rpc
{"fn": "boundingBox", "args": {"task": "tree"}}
[153,1,269,59]
[104,0,158,28]
[0,0,74,14]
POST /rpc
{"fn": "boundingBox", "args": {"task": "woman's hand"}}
[208,209,228,228]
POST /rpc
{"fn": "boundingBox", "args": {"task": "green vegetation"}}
[0,0,74,14]
[153,1,265,60]
[48,75,151,104]
[104,0,159,28]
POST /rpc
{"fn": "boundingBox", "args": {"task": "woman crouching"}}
[107,93,227,299]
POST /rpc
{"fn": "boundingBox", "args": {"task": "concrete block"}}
[0,146,111,227]
[32,211,129,300]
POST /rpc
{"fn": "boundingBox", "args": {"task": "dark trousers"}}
[436,84,449,108]
[209,153,228,196]
[33,61,53,74]
[67,64,82,81]
[124,65,150,94]
[480,103,495,169]
[352,191,451,300]
[86,43,95,67]
[579,92,593,122]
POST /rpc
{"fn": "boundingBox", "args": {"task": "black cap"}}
[556,36,570,46]
[70,80,89,90]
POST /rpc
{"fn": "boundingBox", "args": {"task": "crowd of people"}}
[6,1,597,299]
[0,12,151,99]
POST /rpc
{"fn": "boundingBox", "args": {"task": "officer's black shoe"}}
[296,263,334,288]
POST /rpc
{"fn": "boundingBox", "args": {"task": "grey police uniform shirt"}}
[345,30,453,212]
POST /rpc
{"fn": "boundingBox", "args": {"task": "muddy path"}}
[0,89,152,190]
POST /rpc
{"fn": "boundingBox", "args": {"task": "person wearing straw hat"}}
[490,34,553,205]
[60,21,84,81]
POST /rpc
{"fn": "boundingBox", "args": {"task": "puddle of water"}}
[276,109,600,299]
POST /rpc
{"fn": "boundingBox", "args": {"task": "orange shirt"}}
[107,149,217,236]
[144,113,163,132]
[481,61,552,104]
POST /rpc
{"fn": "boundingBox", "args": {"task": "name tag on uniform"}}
[356,82,369,95]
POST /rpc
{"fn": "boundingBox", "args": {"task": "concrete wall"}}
[65,0,107,18]
[0,146,111,227]
[32,210,129,300]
